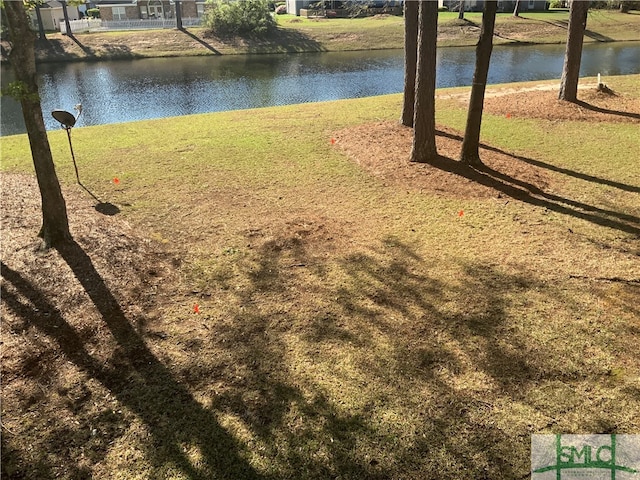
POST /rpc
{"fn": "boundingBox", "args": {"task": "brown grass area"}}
[2,88,640,479]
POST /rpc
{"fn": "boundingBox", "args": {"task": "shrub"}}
[203,0,276,37]
[86,8,100,18]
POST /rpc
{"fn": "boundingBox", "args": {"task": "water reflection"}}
[1,42,639,136]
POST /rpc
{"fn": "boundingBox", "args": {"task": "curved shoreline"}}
[2,11,640,65]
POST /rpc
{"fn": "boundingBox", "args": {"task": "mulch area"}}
[335,122,553,199]
[483,86,640,123]
[334,87,639,199]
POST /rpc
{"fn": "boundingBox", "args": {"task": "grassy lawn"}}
[276,10,640,48]
[1,75,639,479]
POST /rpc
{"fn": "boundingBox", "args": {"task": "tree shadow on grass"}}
[180,28,222,55]
[583,29,614,42]
[197,229,635,478]
[66,34,95,57]
[35,37,135,61]
[432,130,640,236]
[192,235,391,479]
[241,27,326,54]
[573,99,640,121]
[437,129,640,193]
[0,244,265,480]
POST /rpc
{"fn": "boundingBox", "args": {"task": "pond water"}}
[1,41,639,136]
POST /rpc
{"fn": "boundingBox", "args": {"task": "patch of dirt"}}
[483,85,640,123]
[334,122,552,199]
[335,88,638,199]
[1,173,179,478]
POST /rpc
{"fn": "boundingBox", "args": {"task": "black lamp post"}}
[52,104,82,184]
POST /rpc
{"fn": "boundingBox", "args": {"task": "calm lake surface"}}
[1,41,639,136]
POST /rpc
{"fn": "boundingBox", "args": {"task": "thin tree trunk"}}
[35,5,47,40]
[458,1,465,20]
[513,0,520,17]
[401,0,418,127]
[558,0,589,102]
[460,0,498,166]
[176,0,183,30]
[410,1,438,164]
[4,1,72,248]
[61,0,72,36]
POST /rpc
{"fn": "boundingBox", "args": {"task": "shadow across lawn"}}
[0,243,266,480]
[224,27,325,54]
[194,228,636,478]
[180,28,222,54]
[433,130,640,236]
[573,99,640,121]
[34,36,136,61]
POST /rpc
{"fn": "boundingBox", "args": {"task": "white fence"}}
[60,17,202,34]
[60,18,102,34]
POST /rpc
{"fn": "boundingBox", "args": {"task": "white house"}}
[31,1,80,31]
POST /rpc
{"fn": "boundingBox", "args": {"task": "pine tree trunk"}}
[61,0,72,36]
[558,0,589,102]
[176,0,183,30]
[35,5,47,40]
[460,0,497,166]
[513,0,520,17]
[401,0,419,127]
[5,1,72,248]
[410,1,438,164]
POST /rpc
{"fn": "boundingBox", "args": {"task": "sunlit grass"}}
[2,75,639,479]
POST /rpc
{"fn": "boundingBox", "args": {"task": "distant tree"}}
[401,0,418,127]
[60,0,72,35]
[175,0,183,30]
[410,0,438,164]
[460,0,498,166]
[4,0,72,247]
[458,0,465,19]
[558,0,589,102]
[513,0,521,17]
[203,0,276,37]
[34,3,46,39]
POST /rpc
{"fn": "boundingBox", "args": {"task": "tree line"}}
[402,0,590,167]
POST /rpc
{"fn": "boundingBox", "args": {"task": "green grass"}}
[2,76,639,479]
[276,10,640,49]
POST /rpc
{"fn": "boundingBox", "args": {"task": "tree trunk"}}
[460,0,497,167]
[458,1,465,20]
[175,0,183,30]
[513,0,520,17]
[558,0,589,102]
[410,1,438,164]
[61,0,72,36]
[401,0,418,127]
[35,5,47,40]
[4,1,72,248]
[619,1,630,13]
